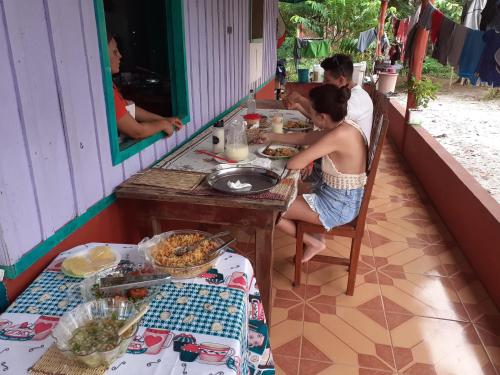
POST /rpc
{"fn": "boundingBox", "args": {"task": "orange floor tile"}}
[270,143,500,375]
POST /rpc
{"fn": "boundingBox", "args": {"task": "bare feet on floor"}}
[302,235,326,263]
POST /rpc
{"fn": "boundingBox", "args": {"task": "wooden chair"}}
[293,92,389,295]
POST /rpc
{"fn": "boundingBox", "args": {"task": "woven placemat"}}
[128,169,206,191]
[189,171,298,201]
[28,344,107,375]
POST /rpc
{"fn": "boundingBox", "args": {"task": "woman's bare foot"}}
[302,237,326,263]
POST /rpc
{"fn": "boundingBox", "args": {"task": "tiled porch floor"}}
[270,142,500,375]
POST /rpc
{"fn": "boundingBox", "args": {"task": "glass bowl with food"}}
[52,298,139,368]
[67,261,167,307]
[139,230,230,279]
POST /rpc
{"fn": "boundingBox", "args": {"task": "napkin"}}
[227,180,252,191]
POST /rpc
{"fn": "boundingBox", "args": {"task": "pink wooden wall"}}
[0,0,278,267]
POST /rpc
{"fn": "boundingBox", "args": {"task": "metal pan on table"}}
[206,166,281,195]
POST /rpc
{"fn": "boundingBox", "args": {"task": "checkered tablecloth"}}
[0,243,275,375]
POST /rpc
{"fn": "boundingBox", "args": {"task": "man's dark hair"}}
[320,54,354,81]
[309,84,351,122]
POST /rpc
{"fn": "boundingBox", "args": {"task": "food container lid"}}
[243,113,261,120]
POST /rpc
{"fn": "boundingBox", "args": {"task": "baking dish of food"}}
[139,230,231,279]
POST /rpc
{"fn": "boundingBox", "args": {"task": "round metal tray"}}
[206,166,281,195]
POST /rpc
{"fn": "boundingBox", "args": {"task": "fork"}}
[174,231,232,256]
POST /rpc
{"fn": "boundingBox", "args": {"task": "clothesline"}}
[394,2,500,87]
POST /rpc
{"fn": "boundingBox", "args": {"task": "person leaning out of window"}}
[108,35,183,140]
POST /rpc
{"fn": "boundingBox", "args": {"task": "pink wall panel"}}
[2,0,75,248]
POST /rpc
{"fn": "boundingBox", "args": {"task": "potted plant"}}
[407,76,439,125]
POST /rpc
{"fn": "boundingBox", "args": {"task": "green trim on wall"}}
[93,0,190,166]
[1,77,273,281]
[0,195,116,280]
[0,283,8,312]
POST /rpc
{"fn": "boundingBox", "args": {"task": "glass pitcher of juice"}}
[225,117,249,161]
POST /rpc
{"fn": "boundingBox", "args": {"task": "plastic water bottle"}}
[247,89,256,114]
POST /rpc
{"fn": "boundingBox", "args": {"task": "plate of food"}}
[67,261,168,306]
[139,230,232,279]
[283,120,312,132]
[61,245,121,278]
[257,145,300,159]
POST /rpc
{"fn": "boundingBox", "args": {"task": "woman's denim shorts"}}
[303,181,364,231]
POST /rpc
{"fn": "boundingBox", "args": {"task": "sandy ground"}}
[395,81,500,203]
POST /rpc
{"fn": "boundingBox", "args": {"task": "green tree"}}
[283,0,381,43]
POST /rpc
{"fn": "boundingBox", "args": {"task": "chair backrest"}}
[356,93,389,234]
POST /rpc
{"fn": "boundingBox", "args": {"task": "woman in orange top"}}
[108,35,182,140]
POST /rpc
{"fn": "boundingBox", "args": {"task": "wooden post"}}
[403,0,433,146]
[375,0,389,57]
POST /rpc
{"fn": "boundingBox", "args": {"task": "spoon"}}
[118,304,149,337]
[174,231,231,256]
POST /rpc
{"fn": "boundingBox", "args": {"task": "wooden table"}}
[115,103,305,320]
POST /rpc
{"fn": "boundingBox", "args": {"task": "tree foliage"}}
[281,0,380,43]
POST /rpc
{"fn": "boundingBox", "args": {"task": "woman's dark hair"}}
[309,84,351,122]
[106,32,115,43]
[320,54,354,81]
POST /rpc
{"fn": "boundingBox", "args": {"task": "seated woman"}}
[260,85,367,262]
[108,35,182,140]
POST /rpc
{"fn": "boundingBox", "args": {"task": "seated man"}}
[288,54,373,144]
[108,35,182,140]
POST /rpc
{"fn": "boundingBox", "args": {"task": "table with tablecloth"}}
[0,243,275,374]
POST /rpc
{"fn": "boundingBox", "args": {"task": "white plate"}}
[283,120,312,132]
[214,153,256,165]
[61,246,121,279]
[257,145,299,160]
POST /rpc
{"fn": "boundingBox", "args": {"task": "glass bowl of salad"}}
[67,261,163,307]
[52,298,139,368]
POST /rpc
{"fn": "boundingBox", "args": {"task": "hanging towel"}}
[302,40,330,58]
[447,24,469,69]
[432,17,456,65]
[357,28,377,52]
[476,29,500,86]
[430,9,445,43]
[418,4,435,30]
[458,29,487,83]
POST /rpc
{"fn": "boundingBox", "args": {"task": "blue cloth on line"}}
[476,29,500,87]
[458,29,487,84]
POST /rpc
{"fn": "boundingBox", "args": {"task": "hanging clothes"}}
[458,29,487,83]
[302,40,330,58]
[357,28,377,52]
[396,19,410,44]
[408,5,422,31]
[430,9,445,44]
[447,24,470,69]
[480,0,500,32]
[418,3,435,30]
[293,38,308,70]
[403,25,419,68]
[463,0,488,30]
[432,17,456,65]
[476,29,500,86]
[357,28,390,53]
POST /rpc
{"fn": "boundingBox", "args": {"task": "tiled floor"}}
[270,143,500,375]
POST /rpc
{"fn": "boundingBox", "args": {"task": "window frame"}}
[250,0,264,42]
[94,0,190,165]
